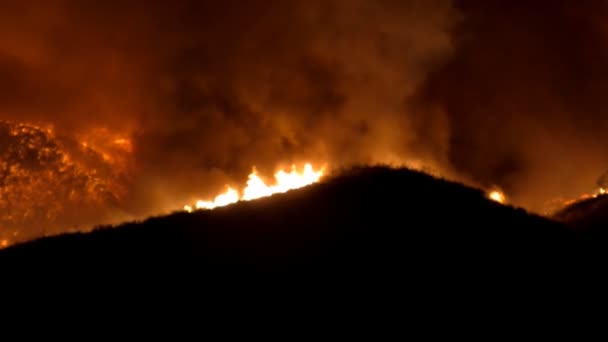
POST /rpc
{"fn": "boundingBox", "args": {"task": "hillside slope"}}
[0,166,578,277]
[554,194,608,230]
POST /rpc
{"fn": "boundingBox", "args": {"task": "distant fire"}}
[184,163,325,212]
[0,120,133,246]
[538,186,608,216]
[556,188,606,208]
[488,190,506,204]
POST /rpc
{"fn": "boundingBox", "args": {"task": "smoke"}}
[4,0,608,241]
[129,0,459,212]
[0,0,458,240]
[420,0,608,211]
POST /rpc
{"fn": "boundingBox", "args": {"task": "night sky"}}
[1,0,607,240]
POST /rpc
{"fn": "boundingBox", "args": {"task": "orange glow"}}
[0,240,8,249]
[489,190,506,204]
[112,138,133,152]
[0,120,133,243]
[195,187,239,210]
[544,187,608,215]
[184,163,325,212]
[560,188,606,207]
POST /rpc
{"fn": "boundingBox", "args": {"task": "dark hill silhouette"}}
[553,194,608,263]
[0,166,580,280]
[554,194,608,231]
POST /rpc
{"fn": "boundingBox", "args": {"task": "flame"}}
[558,188,606,207]
[488,190,506,204]
[542,187,608,215]
[0,120,133,243]
[196,187,239,210]
[112,138,133,152]
[184,163,325,212]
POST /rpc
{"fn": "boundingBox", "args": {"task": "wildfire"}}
[0,120,133,243]
[557,188,606,208]
[488,190,506,204]
[184,163,325,212]
[112,138,133,152]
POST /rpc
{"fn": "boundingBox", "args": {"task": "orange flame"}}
[0,120,133,243]
[488,190,506,204]
[556,188,606,208]
[184,163,325,212]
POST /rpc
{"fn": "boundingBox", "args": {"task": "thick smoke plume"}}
[421,0,608,212]
[0,0,457,241]
[3,0,606,242]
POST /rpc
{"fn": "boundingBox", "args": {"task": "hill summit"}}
[0,166,579,277]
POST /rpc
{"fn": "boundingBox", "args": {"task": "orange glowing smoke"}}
[184,163,325,212]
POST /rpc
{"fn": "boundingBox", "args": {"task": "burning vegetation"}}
[488,190,506,204]
[184,163,325,212]
[0,121,132,246]
[2,1,608,249]
[0,119,327,246]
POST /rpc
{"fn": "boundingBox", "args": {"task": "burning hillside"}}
[0,166,573,279]
[0,121,132,245]
[0,119,326,246]
[184,163,325,211]
[2,1,608,248]
[0,114,601,249]
[0,119,330,246]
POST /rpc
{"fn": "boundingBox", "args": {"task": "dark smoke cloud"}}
[5,0,608,240]
[0,0,458,235]
[4,0,607,238]
[130,0,458,213]
[420,0,608,211]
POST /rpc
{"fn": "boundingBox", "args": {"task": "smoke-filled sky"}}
[422,0,608,210]
[1,0,607,239]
